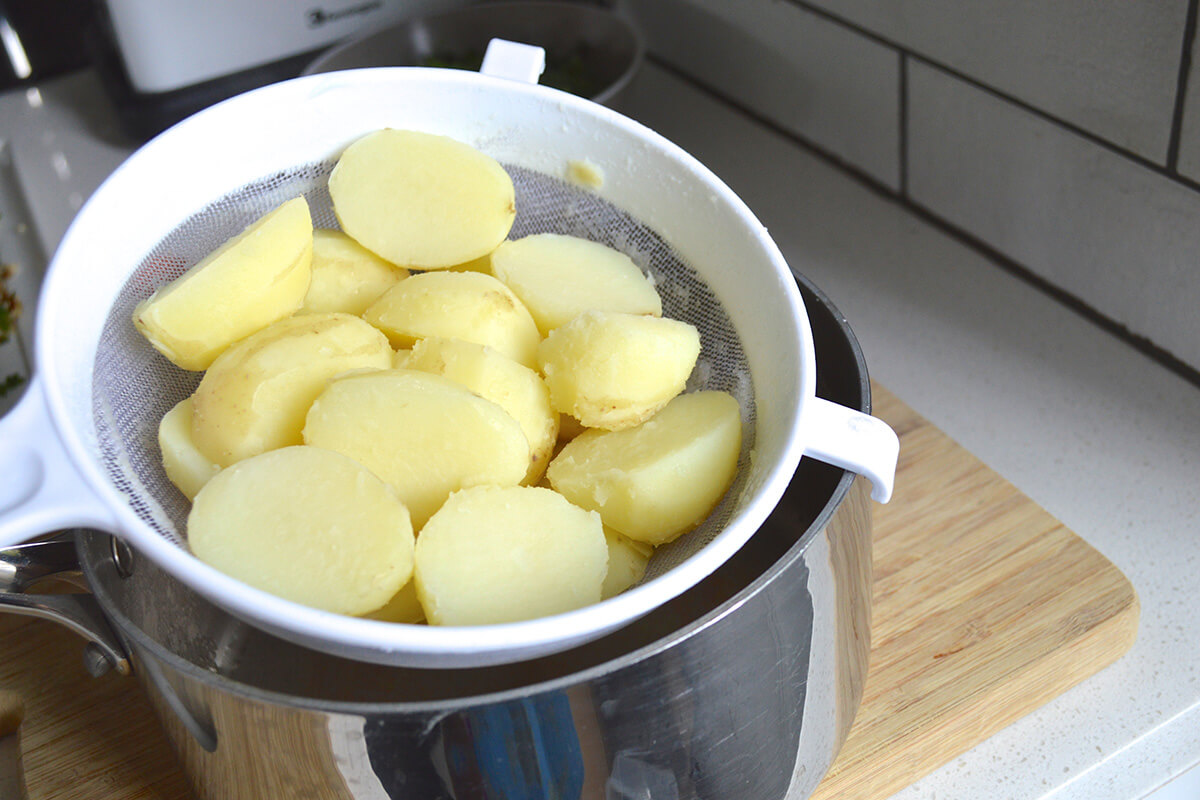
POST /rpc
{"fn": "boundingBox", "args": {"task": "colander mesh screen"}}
[93,161,756,581]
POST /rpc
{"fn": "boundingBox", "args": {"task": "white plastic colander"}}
[0,63,897,667]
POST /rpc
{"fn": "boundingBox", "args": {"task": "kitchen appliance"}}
[303,0,644,105]
[0,62,898,667]
[0,271,874,800]
[87,0,419,138]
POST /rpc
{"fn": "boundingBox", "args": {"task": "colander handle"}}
[803,397,899,503]
[0,377,118,547]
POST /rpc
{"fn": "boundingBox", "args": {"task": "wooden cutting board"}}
[0,384,1138,800]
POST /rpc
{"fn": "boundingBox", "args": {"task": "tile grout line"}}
[780,0,1200,194]
[641,53,1200,393]
[1165,0,1199,172]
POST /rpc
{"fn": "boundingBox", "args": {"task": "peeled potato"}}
[414,486,607,626]
[361,580,425,624]
[329,129,515,269]
[300,229,408,315]
[191,312,393,467]
[398,337,558,484]
[158,396,220,500]
[188,445,415,616]
[363,271,540,368]
[133,196,313,370]
[537,310,701,430]
[490,233,662,336]
[547,390,742,545]
[303,369,530,528]
[602,527,653,600]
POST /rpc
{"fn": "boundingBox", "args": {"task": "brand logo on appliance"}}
[308,0,382,28]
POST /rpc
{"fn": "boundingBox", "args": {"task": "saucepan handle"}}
[0,533,130,675]
[803,397,899,503]
[0,377,119,548]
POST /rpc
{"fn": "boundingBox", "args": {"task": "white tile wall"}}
[617,0,901,190]
[799,0,1190,163]
[907,60,1200,369]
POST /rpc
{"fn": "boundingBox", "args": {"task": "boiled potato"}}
[361,580,425,624]
[490,233,662,335]
[547,390,742,545]
[188,445,415,616]
[363,271,540,368]
[414,486,607,625]
[158,396,220,500]
[329,129,515,269]
[303,369,530,528]
[300,228,408,315]
[398,337,558,484]
[602,527,653,600]
[133,196,313,370]
[191,312,393,467]
[537,310,701,430]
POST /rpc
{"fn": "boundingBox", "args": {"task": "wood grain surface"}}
[0,384,1138,800]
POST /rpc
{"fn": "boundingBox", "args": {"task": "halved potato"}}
[602,527,653,599]
[303,369,530,528]
[398,337,558,484]
[361,580,425,624]
[132,196,313,370]
[300,228,408,315]
[490,233,662,335]
[363,271,540,368]
[192,312,393,467]
[414,486,607,625]
[547,390,742,545]
[158,396,220,500]
[329,129,515,269]
[188,445,415,616]
[537,310,701,430]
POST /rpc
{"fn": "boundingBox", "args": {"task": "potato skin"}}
[414,486,607,625]
[329,129,515,269]
[188,446,415,616]
[191,312,393,467]
[133,196,313,370]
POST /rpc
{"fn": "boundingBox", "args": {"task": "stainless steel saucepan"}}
[1,272,875,800]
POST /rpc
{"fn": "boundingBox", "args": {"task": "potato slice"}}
[547,390,742,545]
[490,233,662,335]
[414,486,607,625]
[329,129,515,269]
[192,312,393,467]
[537,310,701,430]
[300,229,408,315]
[188,446,415,616]
[602,527,653,599]
[363,271,540,368]
[133,196,313,370]
[303,369,529,528]
[361,580,425,624]
[158,396,220,500]
[398,337,558,484]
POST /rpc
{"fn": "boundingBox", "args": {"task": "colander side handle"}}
[803,397,900,503]
[0,377,118,547]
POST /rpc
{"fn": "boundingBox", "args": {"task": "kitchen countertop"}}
[1,64,1197,800]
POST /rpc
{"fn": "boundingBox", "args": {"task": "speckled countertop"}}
[1,64,1198,799]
